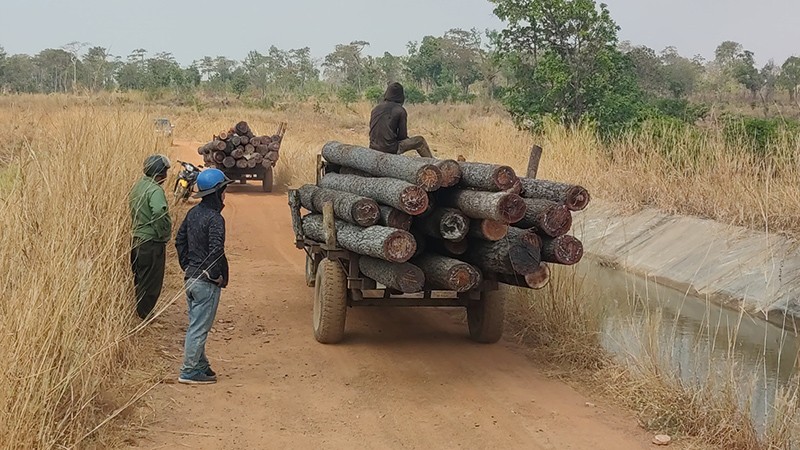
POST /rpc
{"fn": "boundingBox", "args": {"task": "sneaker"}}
[205,367,216,377]
[178,373,217,385]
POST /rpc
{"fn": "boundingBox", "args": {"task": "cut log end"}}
[383,231,418,263]
[439,211,469,241]
[566,186,591,211]
[416,165,443,192]
[542,235,584,265]
[436,160,462,188]
[470,220,509,241]
[498,194,527,224]
[444,265,482,292]
[493,166,519,191]
[526,263,551,289]
[352,199,380,227]
[399,186,430,216]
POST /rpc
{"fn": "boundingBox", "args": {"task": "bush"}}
[364,86,384,104]
[429,84,459,104]
[651,98,709,123]
[337,86,358,105]
[721,115,800,160]
[404,85,427,104]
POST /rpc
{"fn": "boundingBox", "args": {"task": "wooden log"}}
[245,144,255,155]
[250,137,261,146]
[212,151,226,164]
[411,230,427,258]
[458,161,519,191]
[261,160,273,168]
[515,199,572,237]
[416,207,469,241]
[321,141,443,192]
[222,156,236,169]
[302,214,416,263]
[519,178,590,212]
[462,234,541,276]
[526,145,543,179]
[378,205,412,231]
[288,189,303,242]
[256,145,270,155]
[266,151,279,162]
[439,190,526,224]
[507,226,543,249]
[252,153,264,164]
[235,121,251,136]
[541,235,584,265]
[319,173,429,216]
[413,254,481,292]
[497,263,550,290]
[322,203,337,247]
[358,257,425,293]
[231,147,245,159]
[269,142,281,152]
[240,135,250,145]
[219,131,229,141]
[418,158,462,187]
[298,184,380,227]
[247,159,257,168]
[340,166,372,177]
[444,239,468,255]
[468,219,508,241]
[235,159,248,169]
[231,135,242,146]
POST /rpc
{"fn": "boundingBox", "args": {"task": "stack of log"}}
[197,121,286,170]
[291,142,590,294]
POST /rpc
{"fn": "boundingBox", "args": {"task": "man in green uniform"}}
[129,154,172,320]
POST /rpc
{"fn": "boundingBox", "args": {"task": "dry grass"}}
[2,93,799,448]
[0,101,175,448]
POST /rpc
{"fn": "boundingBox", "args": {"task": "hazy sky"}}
[1,0,797,65]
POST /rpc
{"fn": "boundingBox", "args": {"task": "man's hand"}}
[202,270,225,286]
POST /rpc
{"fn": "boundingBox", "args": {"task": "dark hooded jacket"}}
[175,192,229,288]
[369,82,408,154]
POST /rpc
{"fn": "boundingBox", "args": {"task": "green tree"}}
[323,41,372,92]
[406,36,444,91]
[82,46,116,91]
[779,56,800,101]
[660,47,703,98]
[731,50,763,99]
[624,43,666,96]
[491,0,644,135]
[230,67,249,98]
[3,54,37,92]
[364,85,384,103]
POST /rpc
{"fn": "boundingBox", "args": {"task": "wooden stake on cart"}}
[322,201,337,249]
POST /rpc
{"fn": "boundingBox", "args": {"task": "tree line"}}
[1,0,798,135]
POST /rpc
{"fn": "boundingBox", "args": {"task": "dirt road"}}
[131,141,649,449]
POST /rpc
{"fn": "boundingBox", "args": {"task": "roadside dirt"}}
[128,141,651,449]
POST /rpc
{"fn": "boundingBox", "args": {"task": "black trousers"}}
[131,241,166,319]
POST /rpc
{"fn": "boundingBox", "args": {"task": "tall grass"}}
[0,103,171,448]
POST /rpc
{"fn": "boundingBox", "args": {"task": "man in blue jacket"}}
[175,168,232,385]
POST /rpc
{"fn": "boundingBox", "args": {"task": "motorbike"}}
[173,160,203,202]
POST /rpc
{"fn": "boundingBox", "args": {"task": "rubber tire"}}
[313,259,347,344]
[262,166,273,192]
[467,290,505,344]
[305,253,317,287]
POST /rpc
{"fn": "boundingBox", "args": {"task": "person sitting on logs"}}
[369,82,433,157]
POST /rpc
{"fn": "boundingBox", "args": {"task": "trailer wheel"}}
[467,290,505,344]
[305,253,318,287]
[313,259,347,344]
[262,166,273,192]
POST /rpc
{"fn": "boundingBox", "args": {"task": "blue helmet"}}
[194,168,233,198]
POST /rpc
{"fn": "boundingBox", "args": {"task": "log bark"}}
[213,151,226,163]
[458,162,519,191]
[519,178,591,212]
[253,153,264,164]
[235,159,248,169]
[358,256,425,293]
[439,189,526,224]
[223,156,236,169]
[247,159,257,168]
[412,254,482,293]
[416,207,469,241]
[261,160,273,168]
[462,234,541,276]
[302,214,417,263]
[240,136,250,145]
[266,151,279,162]
[378,205,412,231]
[245,144,255,155]
[418,158,462,187]
[250,137,261,146]
[322,141,443,192]
[340,166,372,177]
[298,184,380,227]
[497,263,550,290]
[231,135,242,146]
[319,173,429,216]
[288,189,303,241]
[515,198,572,237]
[256,145,270,155]
[468,219,508,241]
[541,235,584,265]
[231,147,245,159]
